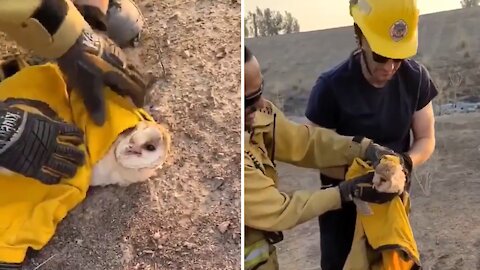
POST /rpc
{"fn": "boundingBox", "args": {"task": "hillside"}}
[246,7,480,115]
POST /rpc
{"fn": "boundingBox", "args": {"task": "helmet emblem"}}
[390,20,408,42]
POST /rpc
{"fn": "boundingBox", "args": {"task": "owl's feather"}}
[91,121,171,187]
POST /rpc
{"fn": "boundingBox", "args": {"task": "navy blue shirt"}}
[305,51,438,154]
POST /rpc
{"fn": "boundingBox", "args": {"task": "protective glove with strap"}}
[363,140,413,176]
[0,104,85,185]
[338,172,398,204]
[57,28,151,125]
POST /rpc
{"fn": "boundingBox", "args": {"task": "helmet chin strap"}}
[361,49,374,78]
[357,36,374,78]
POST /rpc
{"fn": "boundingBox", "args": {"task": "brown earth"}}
[0,0,241,269]
[274,114,480,270]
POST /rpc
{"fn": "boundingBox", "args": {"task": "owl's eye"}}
[144,144,156,151]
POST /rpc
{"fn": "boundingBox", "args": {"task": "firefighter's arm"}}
[244,159,342,232]
[272,107,372,168]
[0,0,88,59]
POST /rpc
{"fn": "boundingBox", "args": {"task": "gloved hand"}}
[338,172,398,204]
[57,28,150,126]
[0,105,85,185]
[364,142,413,176]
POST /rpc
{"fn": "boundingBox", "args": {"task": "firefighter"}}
[305,1,436,269]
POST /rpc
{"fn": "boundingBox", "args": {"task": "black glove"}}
[57,29,152,125]
[364,142,413,176]
[364,142,395,167]
[0,105,85,185]
[396,152,413,176]
[338,172,398,204]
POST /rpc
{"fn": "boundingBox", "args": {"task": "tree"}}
[460,0,479,8]
[245,7,301,37]
[283,11,300,34]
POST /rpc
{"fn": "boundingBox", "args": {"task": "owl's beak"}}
[127,145,142,155]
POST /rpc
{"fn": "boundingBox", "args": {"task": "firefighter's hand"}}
[0,105,85,185]
[364,142,396,166]
[364,142,413,176]
[57,29,150,125]
[338,172,398,204]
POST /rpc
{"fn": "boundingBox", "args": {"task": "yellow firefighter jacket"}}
[0,63,152,263]
[0,0,87,59]
[343,156,420,270]
[244,100,373,270]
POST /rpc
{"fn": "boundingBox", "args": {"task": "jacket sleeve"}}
[244,158,342,232]
[0,0,88,59]
[271,107,372,169]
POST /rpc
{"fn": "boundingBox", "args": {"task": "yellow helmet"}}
[350,0,419,59]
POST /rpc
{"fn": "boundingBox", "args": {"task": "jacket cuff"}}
[349,136,372,160]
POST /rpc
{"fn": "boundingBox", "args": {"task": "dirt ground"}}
[274,115,480,270]
[0,0,241,269]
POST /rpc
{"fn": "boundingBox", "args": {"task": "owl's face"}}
[372,158,406,194]
[114,121,171,170]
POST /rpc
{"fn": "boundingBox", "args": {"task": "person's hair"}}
[245,46,253,63]
[353,23,363,47]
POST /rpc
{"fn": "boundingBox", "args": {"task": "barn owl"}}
[90,121,171,187]
[372,158,407,194]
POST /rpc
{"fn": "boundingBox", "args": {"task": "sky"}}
[244,0,462,32]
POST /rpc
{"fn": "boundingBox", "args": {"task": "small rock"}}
[182,50,191,58]
[153,232,161,240]
[216,47,227,59]
[170,12,181,20]
[184,242,196,249]
[218,221,230,233]
[143,250,155,255]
